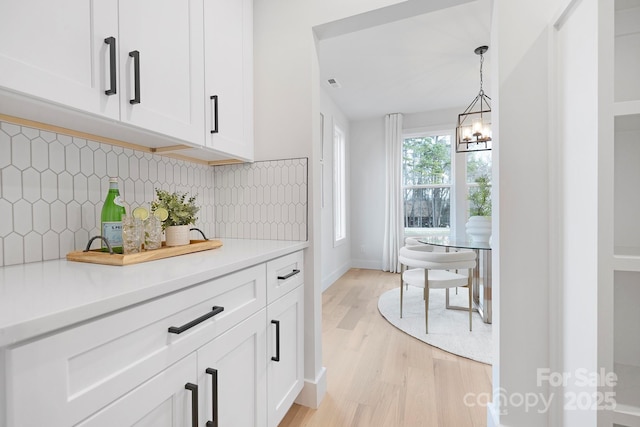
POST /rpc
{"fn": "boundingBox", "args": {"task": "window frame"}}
[401,128,456,237]
[333,122,347,246]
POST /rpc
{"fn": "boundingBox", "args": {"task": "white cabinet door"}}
[197,309,267,427]
[0,0,119,119]
[267,285,304,427]
[77,354,198,427]
[203,0,253,160]
[118,0,205,145]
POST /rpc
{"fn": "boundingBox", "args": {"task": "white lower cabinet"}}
[78,308,269,427]
[197,310,267,427]
[77,354,198,427]
[267,285,304,427]
[2,250,304,427]
[265,250,305,427]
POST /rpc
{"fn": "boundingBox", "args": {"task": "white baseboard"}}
[350,258,382,270]
[321,262,350,292]
[295,367,327,408]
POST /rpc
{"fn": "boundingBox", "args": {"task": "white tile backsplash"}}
[0,120,216,267]
[0,120,308,267]
[213,158,308,241]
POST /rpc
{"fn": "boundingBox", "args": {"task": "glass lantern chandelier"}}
[456,45,492,153]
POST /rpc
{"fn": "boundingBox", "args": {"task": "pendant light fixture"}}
[456,45,491,153]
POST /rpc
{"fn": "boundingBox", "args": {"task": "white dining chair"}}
[400,238,434,291]
[404,237,425,247]
[398,244,477,334]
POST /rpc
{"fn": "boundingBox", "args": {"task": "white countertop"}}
[0,238,307,348]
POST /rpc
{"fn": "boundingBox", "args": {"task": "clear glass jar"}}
[121,214,143,254]
[144,215,163,250]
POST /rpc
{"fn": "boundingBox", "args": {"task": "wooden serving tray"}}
[66,239,223,266]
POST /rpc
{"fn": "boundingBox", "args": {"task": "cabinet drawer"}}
[5,264,266,427]
[266,251,304,304]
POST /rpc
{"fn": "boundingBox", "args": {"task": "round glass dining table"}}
[417,236,492,323]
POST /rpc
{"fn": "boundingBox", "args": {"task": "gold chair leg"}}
[405,264,409,291]
[400,264,404,318]
[468,270,473,331]
[424,269,429,334]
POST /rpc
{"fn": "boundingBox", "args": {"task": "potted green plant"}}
[151,189,199,246]
[466,175,492,242]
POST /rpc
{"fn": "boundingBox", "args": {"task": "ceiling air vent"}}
[327,78,341,89]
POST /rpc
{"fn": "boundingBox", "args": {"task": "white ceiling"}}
[316,0,492,121]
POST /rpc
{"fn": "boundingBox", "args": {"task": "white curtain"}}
[382,113,404,273]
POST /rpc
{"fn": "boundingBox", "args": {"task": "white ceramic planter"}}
[466,216,491,243]
[165,225,190,247]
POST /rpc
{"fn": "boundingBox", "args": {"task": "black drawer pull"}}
[104,37,117,95]
[129,50,140,104]
[210,95,218,134]
[206,368,218,427]
[185,383,198,427]
[168,306,224,334]
[271,320,280,362]
[277,269,300,280]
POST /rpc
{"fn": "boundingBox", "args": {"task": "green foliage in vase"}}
[468,175,492,217]
[151,189,199,230]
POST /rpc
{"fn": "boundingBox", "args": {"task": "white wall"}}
[253,0,407,408]
[556,1,601,426]
[403,107,461,130]
[254,0,323,407]
[492,30,551,426]
[319,88,351,290]
[349,108,462,271]
[490,0,564,425]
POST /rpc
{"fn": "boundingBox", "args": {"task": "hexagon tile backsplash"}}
[0,120,308,267]
[213,158,308,241]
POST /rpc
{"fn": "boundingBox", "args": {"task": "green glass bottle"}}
[101,177,126,253]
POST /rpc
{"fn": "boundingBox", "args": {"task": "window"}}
[466,151,492,216]
[333,124,346,244]
[402,133,452,236]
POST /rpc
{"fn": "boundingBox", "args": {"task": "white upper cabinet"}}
[0,0,120,119]
[118,0,205,145]
[0,0,207,150]
[203,0,254,161]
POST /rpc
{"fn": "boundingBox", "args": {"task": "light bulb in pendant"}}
[472,118,484,138]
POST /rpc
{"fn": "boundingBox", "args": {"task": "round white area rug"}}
[377,286,492,364]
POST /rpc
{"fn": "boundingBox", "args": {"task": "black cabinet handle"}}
[271,320,280,362]
[185,383,198,427]
[104,37,116,95]
[206,368,218,427]
[210,95,218,134]
[168,306,224,334]
[129,50,140,104]
[277,269,300,280]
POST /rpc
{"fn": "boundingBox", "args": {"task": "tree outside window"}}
[466,151,492,216]
[402,134,452,236]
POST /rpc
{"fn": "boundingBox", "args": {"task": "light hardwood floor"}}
[279,268,492,427]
